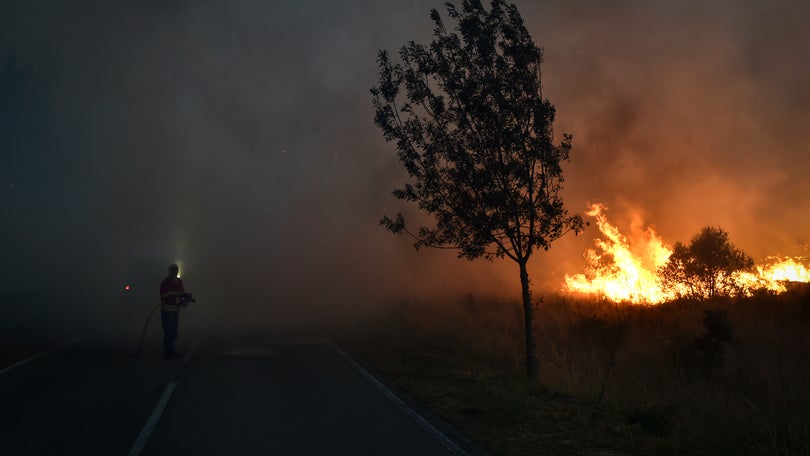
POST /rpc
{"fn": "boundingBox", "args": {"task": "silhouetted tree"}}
[658,226,754,300]
[371,0,583,380]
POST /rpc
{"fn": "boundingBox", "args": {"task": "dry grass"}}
[343,288,810,455]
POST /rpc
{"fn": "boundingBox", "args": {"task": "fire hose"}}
[135,293,195,358]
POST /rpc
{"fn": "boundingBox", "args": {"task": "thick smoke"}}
[525,0,810,275]
[1,0,808,339]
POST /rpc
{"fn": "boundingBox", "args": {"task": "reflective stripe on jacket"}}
[159,276,185,312]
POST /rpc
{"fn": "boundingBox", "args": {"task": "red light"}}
[124,285,131,292]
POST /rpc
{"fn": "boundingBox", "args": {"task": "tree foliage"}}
[371,0,582,262]
[658,226,754,300]
[371,0,582,379]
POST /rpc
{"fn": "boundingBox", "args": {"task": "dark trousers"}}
[161,311,179,356]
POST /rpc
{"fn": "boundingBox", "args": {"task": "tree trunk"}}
[519,259,538,380]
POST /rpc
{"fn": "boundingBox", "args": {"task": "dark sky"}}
[2,0,809,329]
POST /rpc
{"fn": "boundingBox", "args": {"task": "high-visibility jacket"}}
[160,276,185,312]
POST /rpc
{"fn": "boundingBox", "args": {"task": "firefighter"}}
[159,264,184,359]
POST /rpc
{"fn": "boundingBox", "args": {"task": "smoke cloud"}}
[1,0,808,338]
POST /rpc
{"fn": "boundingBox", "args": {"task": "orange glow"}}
[563,204,809,304]
[740,258,810,293]
[563,204,675,304]
[760,258,810,282]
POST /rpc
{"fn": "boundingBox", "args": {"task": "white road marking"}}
[128,381,178,456]
[331,344,470,456]
[0,337,81,376]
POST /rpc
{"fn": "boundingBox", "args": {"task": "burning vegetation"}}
[564,204,810,304]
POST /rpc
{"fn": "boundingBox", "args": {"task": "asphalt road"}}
[0,326,480,455]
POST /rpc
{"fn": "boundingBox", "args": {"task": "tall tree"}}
[371,0,583,379]
[658,226,754,300]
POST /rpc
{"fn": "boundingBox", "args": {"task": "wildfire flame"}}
[563,204,810,304]
[744,258,810,294]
